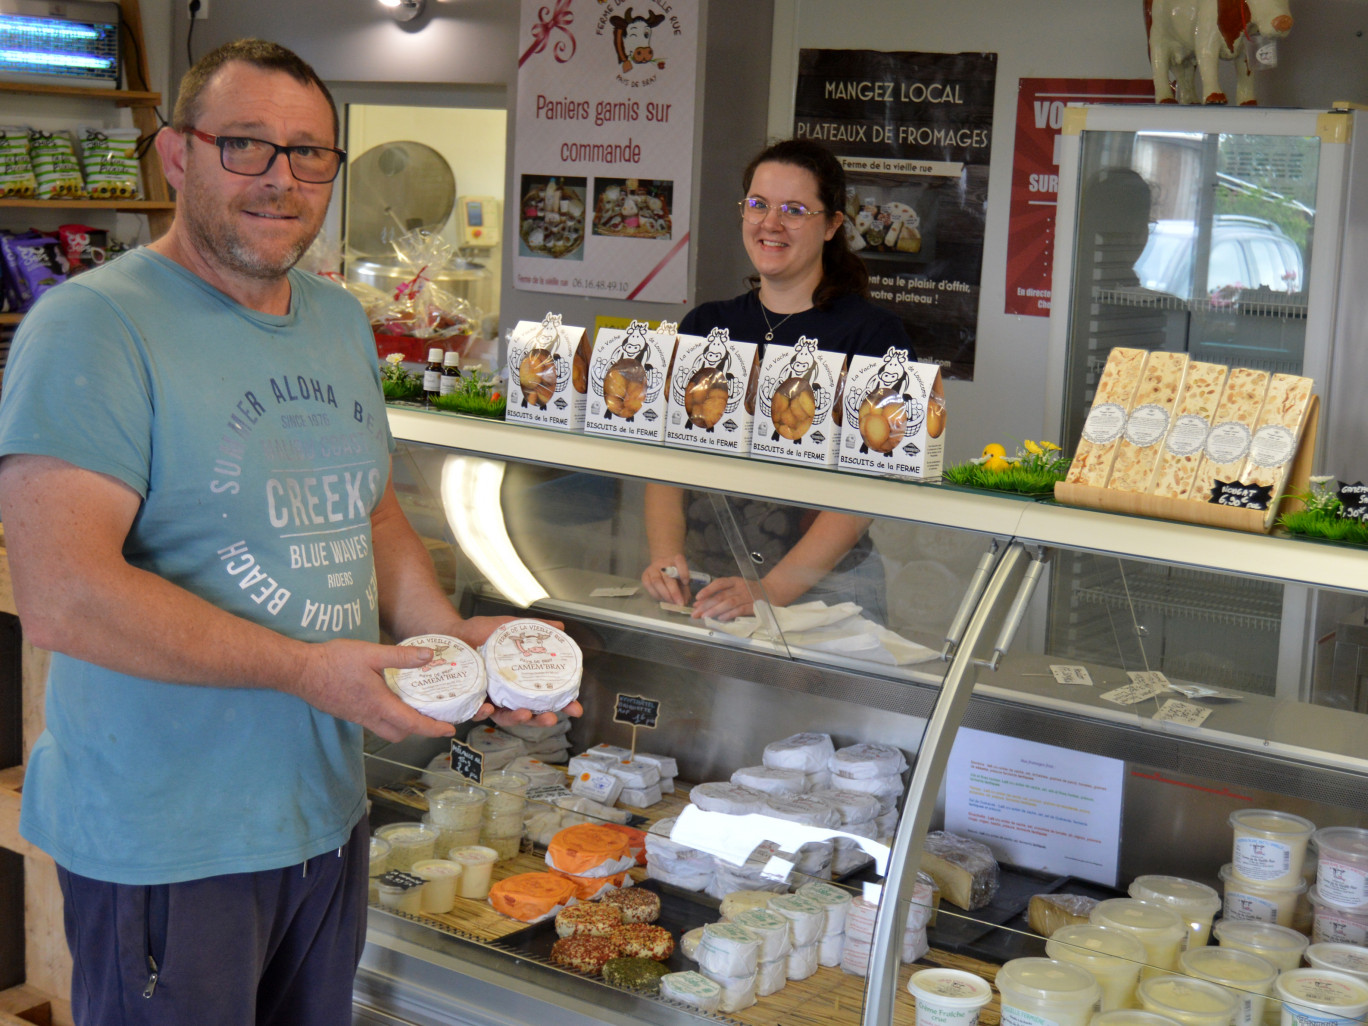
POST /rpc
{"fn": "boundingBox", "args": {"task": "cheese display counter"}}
[356,409,1368,1026]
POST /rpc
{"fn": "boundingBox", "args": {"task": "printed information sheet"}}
[945,727,1124,886]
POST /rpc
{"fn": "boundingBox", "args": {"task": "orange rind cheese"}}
[546,823,634,877]
[487,872,578,922]
[550,868,633,902]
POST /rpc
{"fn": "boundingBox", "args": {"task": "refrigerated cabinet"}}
[358,410,1368,1026]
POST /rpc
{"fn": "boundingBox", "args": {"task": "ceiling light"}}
[378,0,423,22]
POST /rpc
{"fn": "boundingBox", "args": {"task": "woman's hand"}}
[642,554,693,605]
[691,576,760,622]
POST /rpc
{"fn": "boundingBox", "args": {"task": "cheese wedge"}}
[1028,893,1100,937]
[919,830,999,910]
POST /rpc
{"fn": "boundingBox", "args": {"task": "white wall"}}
[768,0,1368,463]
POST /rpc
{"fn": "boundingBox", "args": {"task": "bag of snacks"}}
[0,127,36,198]
[57,224,108,275]
[0,231,68,310]
[28,129,85,199]
[79,126,141,199]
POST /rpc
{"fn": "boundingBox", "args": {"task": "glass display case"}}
[358,409,1368,1026]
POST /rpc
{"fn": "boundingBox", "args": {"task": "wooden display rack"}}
[1054,396,1319,535]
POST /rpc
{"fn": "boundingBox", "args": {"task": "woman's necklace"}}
[759,302,800,342]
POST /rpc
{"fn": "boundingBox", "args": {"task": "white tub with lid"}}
[1090,898,1188,977]
[1305,943,1368,983]
[1046,924,1147,1011]
[1308,887,1368,946]
[996,958,1101,1026]
[1222,863,1308,928]
[907,968,994,1026]
[1274,968,1368,1026]
[1230,811,1316,889]
[1091,1011,1186,1026]
[1179,945,1278,1026]
[1131,876,1224,946]
[1138,975,1240,1026]
[1213,920,1309,972]
[1313,829,1368,913]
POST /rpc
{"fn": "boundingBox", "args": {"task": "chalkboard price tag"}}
[1208,479,1273,510]
[378,870,426,890]
[614,693,660,728]
[1338,482,1368,523]
[449,738,484,783]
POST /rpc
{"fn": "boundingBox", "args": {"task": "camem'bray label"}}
[387,635,487,722]
[483,620,582,713]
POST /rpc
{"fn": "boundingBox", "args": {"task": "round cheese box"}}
[482,620,582,714]
[386,634,487,722]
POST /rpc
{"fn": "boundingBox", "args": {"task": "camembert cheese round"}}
[386,634,487,723]
[482,620,582,713]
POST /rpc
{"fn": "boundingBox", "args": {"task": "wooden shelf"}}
[0,198,175,213]
[0,81,160,108]
[0,315,20,328]
[0,198,174,213]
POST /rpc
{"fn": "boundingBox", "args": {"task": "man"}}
[0,39,574,1026]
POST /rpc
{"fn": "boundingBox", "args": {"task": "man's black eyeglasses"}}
[187,128,346,184]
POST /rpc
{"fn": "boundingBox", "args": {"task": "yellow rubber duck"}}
[980,443,1011,473]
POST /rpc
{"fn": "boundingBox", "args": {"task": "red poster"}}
[1005,78,1154,317]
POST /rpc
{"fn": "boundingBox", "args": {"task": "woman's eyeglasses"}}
[738,196,827,227]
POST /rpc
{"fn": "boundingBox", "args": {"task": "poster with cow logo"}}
[1004,78,1154,317]
[513,0,698,302]
[794,49,997,381]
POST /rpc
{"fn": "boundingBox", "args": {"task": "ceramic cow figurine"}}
[1144,0,1293,105]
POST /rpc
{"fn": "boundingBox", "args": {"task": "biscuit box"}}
[504,312,590,430]
[663,327,758,456]
[584,319,676,442]
[750,336,846,468]
[837,347,945,480]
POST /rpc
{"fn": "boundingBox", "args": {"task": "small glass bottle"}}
[439,351,461,396]
[423,347,444,405]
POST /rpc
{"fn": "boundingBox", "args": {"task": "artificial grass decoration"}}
[1278,480,1368,544]
[943,461,1067,495]
[428,369,507,418]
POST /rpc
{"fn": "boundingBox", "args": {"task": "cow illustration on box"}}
[1145,0,1293,105]
[591,319,664,422]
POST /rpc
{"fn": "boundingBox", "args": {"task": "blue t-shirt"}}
[0,249,394,884]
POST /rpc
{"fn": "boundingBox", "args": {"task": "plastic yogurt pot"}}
[376,873,425,914]
[1130,875,1224,946]
[1313,828,1368,912]
[1046,924,1147,1011]
[447,845,499,899]
[480,770,530,816]
[1306,944,1368,983]
[1222,863,1308,928]
[374,822,440,873]
[386,634,487,722]
[995,958,1101,1026]
[1092,1012,1187,1026]
[1213,920,1309,972]
[1230,810,1316,888]
[1090,898,1188,977]
[906,968,994,1026]
[1273,968,1368,1026]
[427,784,488,830]
[1179,946,1278,1026]
[411,858,463,915]
[1308,887,1368,946]
[1138,976,1239,1026]
[481,620,582,714]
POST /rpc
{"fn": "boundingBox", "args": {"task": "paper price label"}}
[1050,665,1094,685]
[1127,670,1171,690]
[1101,678,1169,706]
[1153,699,1211,727]
[591,586,640,597]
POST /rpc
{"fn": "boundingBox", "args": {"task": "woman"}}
[641,138,915,622]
